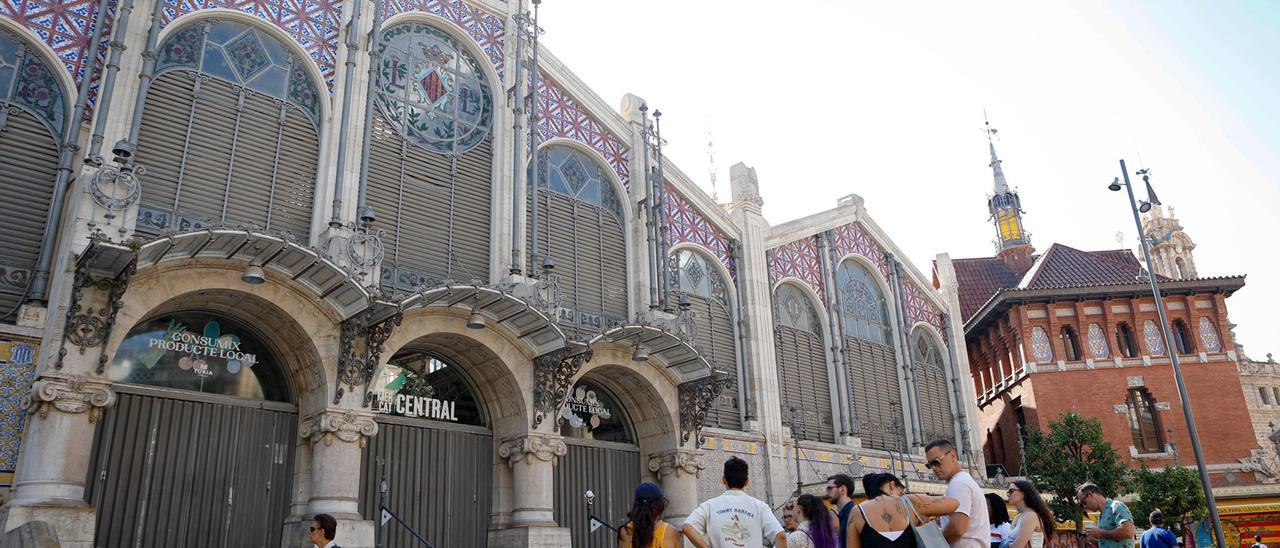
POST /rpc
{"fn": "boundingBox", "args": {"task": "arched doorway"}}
[86,309,299,547]
[554,377,642,547]
[359,344,493,547]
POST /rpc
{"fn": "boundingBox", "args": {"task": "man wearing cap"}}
[619,482,681,547]
[683,457,788,548]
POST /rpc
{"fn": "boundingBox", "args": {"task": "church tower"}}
[1142,204,1197,280]
[985,123,1034,274]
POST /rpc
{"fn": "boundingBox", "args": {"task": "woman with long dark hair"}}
[848,473,959,548]
[1005,480,1054,548]
[986,492,1013,548]
[784,494,840,548]
[618,482,680,547]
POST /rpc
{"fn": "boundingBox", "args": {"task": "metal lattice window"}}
[836,259,900,450]
[670,248,740,430]
[836,260,891,345]
[911,327,956,444]
[773,283,833,442]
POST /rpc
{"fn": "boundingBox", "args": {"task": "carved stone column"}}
[0,374,116,545]
[291,409,378,548]
[488,432,572,547]
[648,448,706,526]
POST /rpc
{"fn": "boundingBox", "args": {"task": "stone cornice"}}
[299,409,379,447]
[22,374,115,423]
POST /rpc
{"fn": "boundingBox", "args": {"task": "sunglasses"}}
[926,458,944,468]
[1007,488,1020,495]
[309,527,319,533]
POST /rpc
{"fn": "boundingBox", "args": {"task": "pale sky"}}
[538,1,1280,358]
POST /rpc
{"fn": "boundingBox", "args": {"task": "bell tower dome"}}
[1142,204,1197,280]
[985,121,1034,274]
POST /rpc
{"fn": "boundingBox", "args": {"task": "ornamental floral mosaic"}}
[1199,317,1221,353]
[665,183,734,279]
[160,0,343,87]
[830,222,889,280]
[902,276,946,342]
[1143,320,1165,356]
[1,0,114,116]
[1030,326,1053,363]
[0,338,39,488]
[1087,323,1110,358]
[0,32,67,136]
[766,236,824,304]
[380,0,504,75]
[536,73,630,188]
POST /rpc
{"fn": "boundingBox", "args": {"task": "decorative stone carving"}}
[729,163,763,207]
[531,346,593,429]
[300,409,379,447]
[1238,448,1277,479]
[1087,323,1110,358]
[89,163,144,211]
[1199,317,1222,352]
[22,374,115,423]
[1143,320,1165,356]
[678,372,732,445]
[648,449,706,479]
[1030,327,1052,363]
[498,433,568,465]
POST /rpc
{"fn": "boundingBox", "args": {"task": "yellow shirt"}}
[623,521,670,548]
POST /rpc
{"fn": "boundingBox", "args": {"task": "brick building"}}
[934,131,1265,486]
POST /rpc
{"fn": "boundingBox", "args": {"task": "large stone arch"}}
[572,344,680,457]
[105,259,340,415]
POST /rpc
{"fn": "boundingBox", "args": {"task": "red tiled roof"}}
[952,257,1021,321]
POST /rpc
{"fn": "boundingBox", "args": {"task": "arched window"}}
[529,145,627,334]
[110,312,291,402]
[1126,387,1163,453]
[1060,325,1082,361]
[1198,317,1222,352]
[911,328,956,444]
[835,260,899,450]
[0,32,67,320]
[670,248,739,430]
[560,380,632,444]
[135,20,321,239]
[1115,323,1139,358]
[1260,386,1272,406]
[772,283,832,442]
[1171,320,1195,355]
[367,22,495,295]
[368,351,485,426]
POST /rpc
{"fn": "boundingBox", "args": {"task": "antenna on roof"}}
[707,121,719,202]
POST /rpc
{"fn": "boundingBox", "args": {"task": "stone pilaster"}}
[291,409,379,548]
[0,375,116,547]
[647,448,706,525]
[489,432,572,548]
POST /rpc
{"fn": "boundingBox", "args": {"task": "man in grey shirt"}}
[926,439,989,548]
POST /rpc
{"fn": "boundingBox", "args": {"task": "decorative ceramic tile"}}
[0,0,115,117]
[1087,323,1109,358]
[536,73,630,188]
[1143,319,1165,356]
[380,0,504,75]
[160,0,343,88]
[766,237,824,304]
[830,222,889,280]
[0,338,40,488]
[664,183,734,280]
[902,277,945,342]
[1030,326,1052,363]
[1199,317,1221,352]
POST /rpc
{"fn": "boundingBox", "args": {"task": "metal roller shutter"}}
[688,293,740,431]
[554,440,640,548]
[0,108,58,319]
[775,325,835,443]
[368,112,492,291]
[135,72,318,239]
[913,336,956,444]
[526,188,627,336]
[844,337,901,450]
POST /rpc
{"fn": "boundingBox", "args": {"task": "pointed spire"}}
[989,141,1009,194]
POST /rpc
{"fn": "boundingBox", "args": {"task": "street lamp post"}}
[1110,159,1226,548]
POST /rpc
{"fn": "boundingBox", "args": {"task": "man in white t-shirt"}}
[683,457,788,548]
[926,439,989,548]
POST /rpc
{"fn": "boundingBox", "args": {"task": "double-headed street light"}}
[1109,159,1225,548]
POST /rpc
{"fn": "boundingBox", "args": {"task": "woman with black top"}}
[847,473,959,548]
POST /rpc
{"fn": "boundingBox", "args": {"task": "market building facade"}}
[0,0,978,546]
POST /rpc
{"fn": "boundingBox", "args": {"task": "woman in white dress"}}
[1005,480,1054,548]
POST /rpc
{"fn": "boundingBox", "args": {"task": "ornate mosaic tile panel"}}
[1087,322,1110,358]
[665,183,733,280]
[380,0,504,75]
[159,0,343,87]
[830,222,889,280]
[1030,326,1053,363]
[0,337,39,488]
[1,0,116,117]
[1143,319,1165,356]
[1199,317,1221,353]
[536,73,630,188]
[766,236,824,304]
[902,276,946,343]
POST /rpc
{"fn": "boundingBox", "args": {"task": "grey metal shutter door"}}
[527,190,627,335]
[554,440,640,548]
[360,421,493,547]
[918,363,956,443]
[688,294,740,431]
[0,109,58,318]
[85,392,297,548]
[135,73,318,238]
[844,337,900,450]
[775,325,835,443]
[600,213,627,322]
[367,112,492,290]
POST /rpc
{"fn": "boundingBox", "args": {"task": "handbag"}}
[901,496,951,548]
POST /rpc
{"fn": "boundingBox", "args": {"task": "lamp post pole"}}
[1114,159,1225,548]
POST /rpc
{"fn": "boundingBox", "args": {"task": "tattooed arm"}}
[907,494,960,519]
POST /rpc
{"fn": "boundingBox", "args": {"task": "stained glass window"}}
[912,330,944,371]
[374,22,493,154]
[670,248,728,305]
[775,283,821,334]
[0,32,66,138]
[156,21,320,125]
[536,145,624,219]
[835,260,890,345]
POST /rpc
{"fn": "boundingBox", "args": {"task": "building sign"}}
[372,369,458,421]
[144,320,258,375]
[368,355,485,427]
[561,385,613,430]
[560,381,632,444]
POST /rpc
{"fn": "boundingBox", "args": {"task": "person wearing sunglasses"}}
[925,439,989,548]
[308,513,339,548]
[1005,480,1053,548]
[1076,483,1134,548]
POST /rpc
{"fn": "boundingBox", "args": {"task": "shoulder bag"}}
[901,496,950,548]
